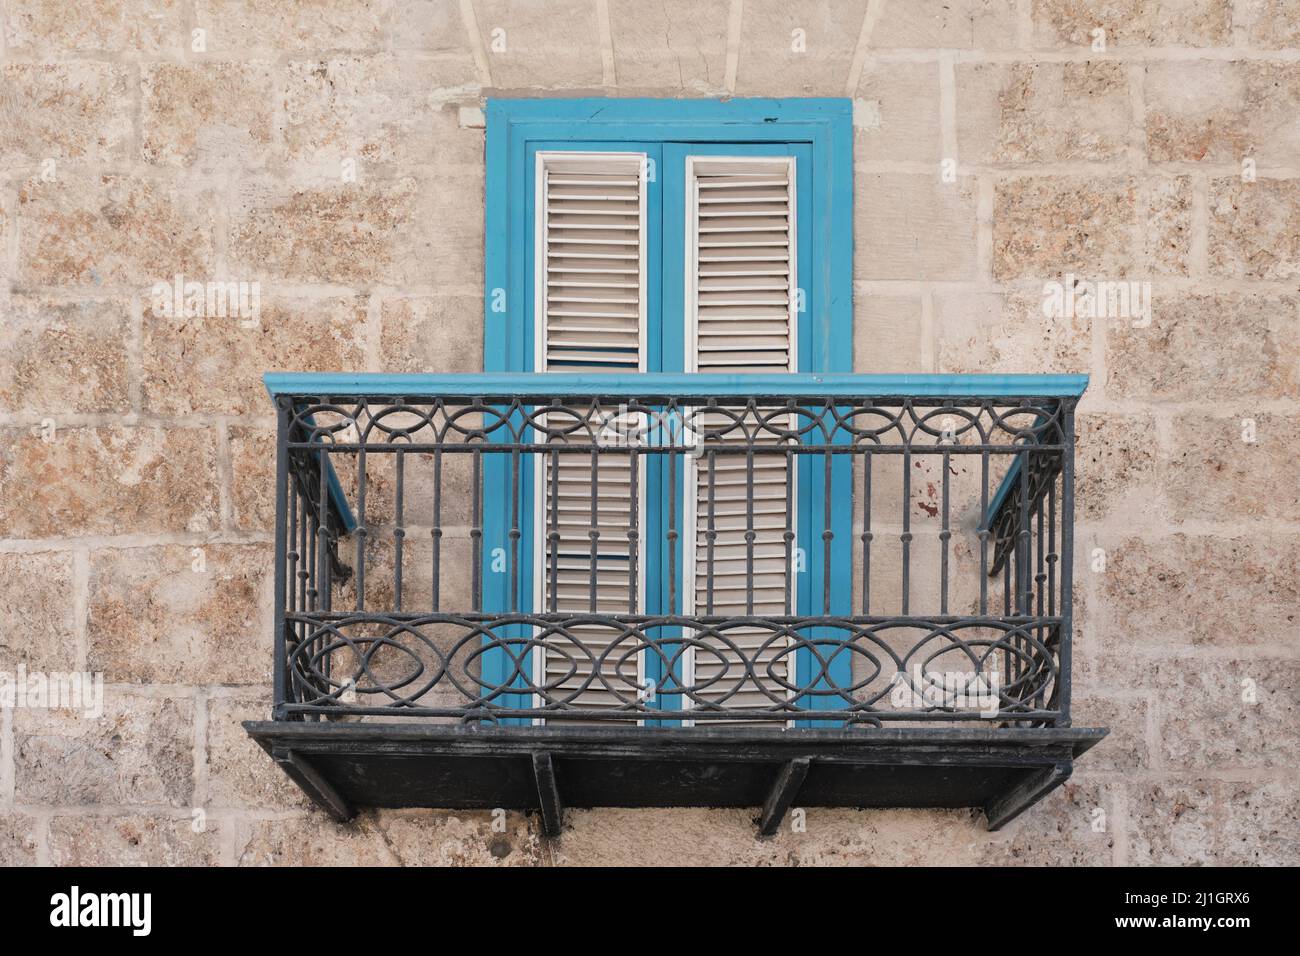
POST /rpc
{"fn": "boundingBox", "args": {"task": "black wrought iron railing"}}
[267,372,1084,729]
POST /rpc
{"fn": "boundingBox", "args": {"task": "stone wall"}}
[1,0,1297,866]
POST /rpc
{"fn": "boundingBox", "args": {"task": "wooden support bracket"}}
[759,757,811,836]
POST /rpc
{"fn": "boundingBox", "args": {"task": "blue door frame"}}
[482,99,854,725]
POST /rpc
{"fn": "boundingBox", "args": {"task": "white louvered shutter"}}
[533,152,647,722]
[683,156,798,722]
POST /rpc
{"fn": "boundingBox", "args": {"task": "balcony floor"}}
[244,722,1106,835]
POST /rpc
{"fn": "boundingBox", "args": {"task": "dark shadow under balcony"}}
[245,372,1106,836]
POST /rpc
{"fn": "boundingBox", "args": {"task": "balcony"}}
[244,372,1106,835]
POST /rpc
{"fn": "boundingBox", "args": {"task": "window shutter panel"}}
[684,157,797,720]
[690,159,796,372]
[535,153,647,720]
[538,153,646,372]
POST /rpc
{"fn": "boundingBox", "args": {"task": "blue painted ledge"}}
[264,372,1089,401]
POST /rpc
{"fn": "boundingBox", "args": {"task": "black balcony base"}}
[244,722,1106,837]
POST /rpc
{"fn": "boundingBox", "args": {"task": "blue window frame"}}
[482,98,854,724]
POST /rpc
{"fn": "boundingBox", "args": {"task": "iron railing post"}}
[272,396,290,721]
[1057,398,1077,728]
